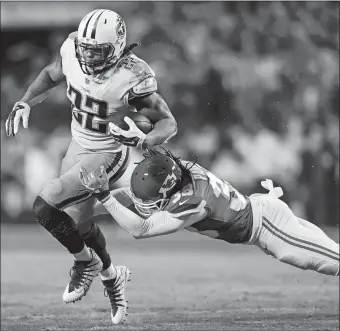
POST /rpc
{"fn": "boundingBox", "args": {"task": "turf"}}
[1,224,339,331]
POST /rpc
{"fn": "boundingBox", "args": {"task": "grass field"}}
[1,223,339,331]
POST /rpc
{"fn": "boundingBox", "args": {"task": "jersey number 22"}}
[67,83,108,133]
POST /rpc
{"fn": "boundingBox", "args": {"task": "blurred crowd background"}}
[1,2,339,226]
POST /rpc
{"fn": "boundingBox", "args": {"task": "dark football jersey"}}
[163,162,253,243]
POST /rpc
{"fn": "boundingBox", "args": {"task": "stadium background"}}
[1,2,339,227]
[1,2,339,331]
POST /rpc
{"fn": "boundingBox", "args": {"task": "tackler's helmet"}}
[75,9,127,75]
[130,153,183,217]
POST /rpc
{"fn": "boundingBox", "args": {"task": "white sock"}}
[100,263,117,281]
[72,246,92,261]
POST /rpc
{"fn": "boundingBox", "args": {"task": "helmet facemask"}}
[76,10,127,76]
[130,189,170,217]
[74,37,121,75]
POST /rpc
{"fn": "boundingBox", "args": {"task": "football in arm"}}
[109,110,153,134]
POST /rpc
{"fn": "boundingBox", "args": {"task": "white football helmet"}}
[75,9,127,75]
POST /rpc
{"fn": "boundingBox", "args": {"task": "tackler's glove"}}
[261,179,283,198]
[108,117,146,149]
[79,165,111,203]
[5,101,31,137]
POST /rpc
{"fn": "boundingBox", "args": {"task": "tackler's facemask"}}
[130,153,183,217]
[75,9,127,76]
[129,192,169,218]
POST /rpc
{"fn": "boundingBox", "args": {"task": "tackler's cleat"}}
[62,248,103,304]
[102,265,131,325]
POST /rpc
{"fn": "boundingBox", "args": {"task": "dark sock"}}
[33,196,85,254]
[81,223,112,270]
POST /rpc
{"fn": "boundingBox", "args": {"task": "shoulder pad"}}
[129,76,157,99]
[60,36,75,58]
[68,32,77,41]
[118,55,155,77]
[165,183,203,214]
[120,55,157,99]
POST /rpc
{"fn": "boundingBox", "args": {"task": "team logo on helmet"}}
[159,173,177,198]
[116,16,126,40]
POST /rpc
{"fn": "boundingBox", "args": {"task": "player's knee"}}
[33,195,61,230]
[38,178,63,206]
[33,195,51,217]
[33,195,55,226]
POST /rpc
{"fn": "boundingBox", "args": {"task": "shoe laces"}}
[104,277,125,307]
[69,259,97,291]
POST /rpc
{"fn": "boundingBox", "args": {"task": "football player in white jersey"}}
[80,149,339,281]
[5,9,177,325]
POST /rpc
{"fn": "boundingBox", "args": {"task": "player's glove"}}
[5,101,31,137]
[108,117,146,149]
[79,165,111,202]
[261,179,283,198]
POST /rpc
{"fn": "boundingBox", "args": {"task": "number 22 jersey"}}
[60,33,157,152]
[163,163,253,244]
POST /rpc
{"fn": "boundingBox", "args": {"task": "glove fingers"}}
[13,115,21,136]
[123,116,135,128]
[5,118,11,136]
[79,169,85,184]
[7,110,17,136]
[108,122,121,135]
[22,114,29,129]
[80,166,90,184]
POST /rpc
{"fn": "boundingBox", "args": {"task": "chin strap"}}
[260,179,284,199]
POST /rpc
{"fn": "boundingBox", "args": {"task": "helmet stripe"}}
[82,10,98,38]
[91,10,105,39]
[86,9,105,39]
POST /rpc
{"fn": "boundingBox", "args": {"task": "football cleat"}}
[62,248,103,304]
[102,265,131,325]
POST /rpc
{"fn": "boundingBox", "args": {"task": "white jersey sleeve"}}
[117,55,158,106]
[102,195,207,238]
[60,32,77,76]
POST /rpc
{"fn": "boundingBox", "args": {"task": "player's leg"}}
[99,149,131,325]
[254,196,339,276]
[71,146,130,272]
[66,197,116,279]
[61,142,127,272]
[65,146,131,325]
[34,140,89,260]
[82,186,136,280]
[33,140,103,303]
[296,217,332,241]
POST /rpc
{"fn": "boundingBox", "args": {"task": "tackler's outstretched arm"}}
[79,165,206,239]
[101,195,185,238]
